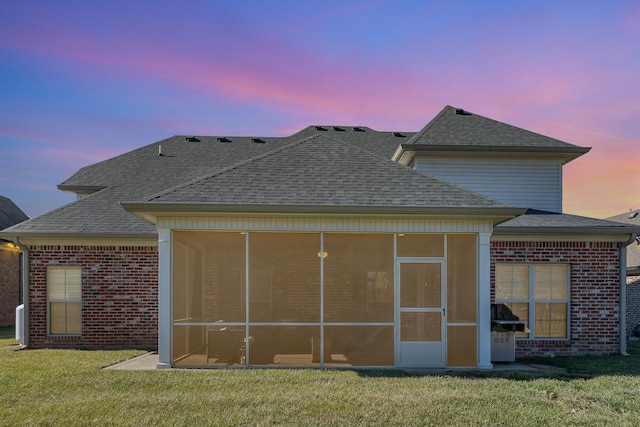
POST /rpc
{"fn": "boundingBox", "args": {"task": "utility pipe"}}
[619,233,636,357]
[13,237,29,349]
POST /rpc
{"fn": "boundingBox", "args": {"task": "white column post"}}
[477,232,493,369]
[157,228,172,368]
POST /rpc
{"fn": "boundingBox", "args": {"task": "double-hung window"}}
[48,266,82,335]
[495,263,569,339]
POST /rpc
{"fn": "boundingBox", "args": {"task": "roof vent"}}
[455,108,471,115]
[158,145,164,156]
[185,136,200,142]
[314,126,327,131]
[629,210,638,219]
[393,132,405,138]
[251,138,265,144]
[352,127,365,132]
[332,126,344,132]
[217,137,231,143]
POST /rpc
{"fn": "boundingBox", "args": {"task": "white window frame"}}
[495,263,570,340]
[47,265,82,336]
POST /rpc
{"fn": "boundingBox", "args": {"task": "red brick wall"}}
[491,241,622,357]
[28,245,158,349]
[0,249,21,326]
[628,275,640,337]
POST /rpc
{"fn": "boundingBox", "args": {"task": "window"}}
[495,264,569,339]
[48,266,81,335]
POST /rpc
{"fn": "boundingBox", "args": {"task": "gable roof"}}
[393,106,590,165]
[607,209,640,275]
[0,196,28,231]
[124,134,520,219]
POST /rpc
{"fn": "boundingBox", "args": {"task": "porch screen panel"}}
[447,325,477,367]
[173,231,246,323]
[324,326,394,366]
[446,234,477,366]
[249,233,320,323]
[323,234,394,323]
[396,233,444,257]
[247,326,320,366]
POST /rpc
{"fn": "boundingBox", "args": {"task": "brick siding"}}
[28,245,158,350]
[628,275,640,337]
[0,249,21,326]
[491,241,623,357]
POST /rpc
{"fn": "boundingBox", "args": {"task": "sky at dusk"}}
[1,1,639,220]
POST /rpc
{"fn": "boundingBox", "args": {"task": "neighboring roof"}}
[124,135,520,219]
[0,196,28,231]
[394,106,590,165]
[607,209,640,275]
[495,209,640,236]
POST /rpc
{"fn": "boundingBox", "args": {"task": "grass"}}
[1,326,640,426]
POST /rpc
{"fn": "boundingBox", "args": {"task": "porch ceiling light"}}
[317,251,328,259]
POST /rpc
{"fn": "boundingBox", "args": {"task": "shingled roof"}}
[1,107,633,240]
[125,134,517,217]
[393,106,590,165]
[495,209,640,235]
[607,209,640,275]
[0,126,417,237]
[0,196,28,231]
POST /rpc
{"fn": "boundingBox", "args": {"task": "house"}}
[0,196,29,326]
[607,209,640,337]
[2,106,638,369]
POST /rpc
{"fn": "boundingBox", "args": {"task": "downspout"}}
[619,233,636,357]
[13,237,29,349]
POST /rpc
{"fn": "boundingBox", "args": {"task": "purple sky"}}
[1,1,639,219]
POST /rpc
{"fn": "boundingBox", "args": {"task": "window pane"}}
[535,303,567,338]
[49,302,67,334]
[249,233,320,323]
[49,267,78,300]
[65,302,81,334]
[534,265,568,301]
[324,234,393,323]
[397,233,444,257]
[48,266,81,335]
[495,265,528,300]
[325,326,394,366]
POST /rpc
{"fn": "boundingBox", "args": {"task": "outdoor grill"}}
[490,303,527,362]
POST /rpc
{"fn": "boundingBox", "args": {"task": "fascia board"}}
[394,144,590,165]
[492,232,637,242]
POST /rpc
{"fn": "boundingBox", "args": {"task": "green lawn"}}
[1,326,640,426]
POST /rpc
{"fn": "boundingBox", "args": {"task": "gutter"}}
[619,233,636,357]
[13,237,29,349]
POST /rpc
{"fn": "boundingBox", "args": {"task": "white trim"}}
[491,234,633,242]
[159,215,494,234]
[18,237,158,246]
[477,233,493,369]
[156,229,172,368]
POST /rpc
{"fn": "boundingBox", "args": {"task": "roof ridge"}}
[140,134,322,202]
[406,105,455,144]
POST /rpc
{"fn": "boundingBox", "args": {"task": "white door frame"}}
[395,258,446,368]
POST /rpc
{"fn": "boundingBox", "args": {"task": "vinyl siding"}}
[413,158,562,212]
